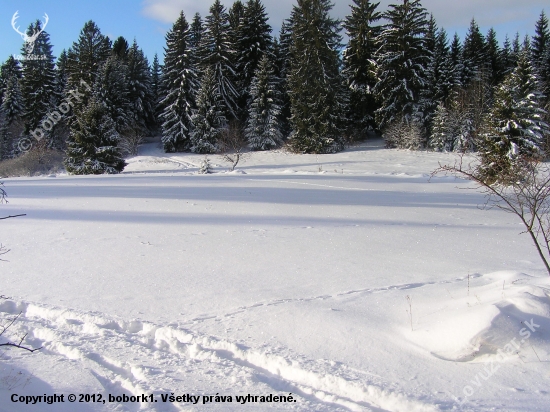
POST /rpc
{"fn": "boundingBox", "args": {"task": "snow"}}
[1,138,549,411]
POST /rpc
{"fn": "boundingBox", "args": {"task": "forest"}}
[0,0,549,175]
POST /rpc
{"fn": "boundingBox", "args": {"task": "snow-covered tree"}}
[191,67,226,153]
[374,0,429,130]
[66,21,111,91]
[235,0,273,118]
[486,28,504,86]
[428,103,453,151]
[449,33,464,86]
[20,20,58,136]
[287,0,346,154]
[462,19,487,85]
[245,55,283,150]
[112,36,129,61]
[273,20,293,138]
[160,11,198,152]
[342,0,382,135]
[126,40,155,132]
[532,11,549,72]
[190,13,203,50]
[150,53,162,128]
[93,55,131,133]
[199,0,239,120]
[64,98,126,174]
[480,48,549,179]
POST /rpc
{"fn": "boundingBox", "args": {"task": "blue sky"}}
[0,0,547,65]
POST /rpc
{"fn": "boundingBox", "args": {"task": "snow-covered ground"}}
[1,139,549,411]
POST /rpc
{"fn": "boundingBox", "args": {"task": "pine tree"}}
[374,0,429,130]
[481,48,549,179]
[501,35,515,76]
[245,55,283,150]
[287,0,346,154]
[199,0,239,119]
[235,0,273,118]
[160,12,198,152]
[93,55,131,133]
[126,40,154,132]
[532,11,549,72]
[64,98,126,174]
[66,21,111,91]
[191,67,226,154]
[20,20,58,137]
[342,0,382,134]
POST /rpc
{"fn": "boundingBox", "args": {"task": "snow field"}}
[1,140,549,411]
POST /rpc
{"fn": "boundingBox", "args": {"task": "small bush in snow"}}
[383,120,424,150]
[198,156,213,174]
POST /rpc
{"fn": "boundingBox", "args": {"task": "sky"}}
[0,0,547,65]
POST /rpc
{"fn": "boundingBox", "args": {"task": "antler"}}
[11,11,27,39]
[27,13,49,42]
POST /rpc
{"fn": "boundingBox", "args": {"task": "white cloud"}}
[141,0,547,40]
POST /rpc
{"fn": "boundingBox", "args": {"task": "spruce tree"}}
[199,0,238,119]
[66,21,111,91]
[374,0,429,130]
[342,0,382,134]
[126,40,154,132]
[245,55,283,150]
[92,55,131,133]
[235,0,273,118]
[112,36,129,61]
[287,0,346,154]
[481,48,548,179]
[429,103,451,151]
[501,35,515,76]
[274,20,293,138]
[190,13,203,50]
[191,67,226,154]
[0,56,22,104]
[532,11,549,71]
[160,12,198,152]
[486,28,504,86]
[462,19,487,85]
[64,98,126,174]
[150,53,162,128]
[449,33,464,86]
[20,20,58,137]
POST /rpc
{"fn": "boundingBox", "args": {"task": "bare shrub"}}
[119,127,146,156]
[0,146,64,177]
[383,120,424,150]
[218,120,249,171]
[432,154,550,275]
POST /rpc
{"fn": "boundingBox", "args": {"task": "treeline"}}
[0,0,549,174]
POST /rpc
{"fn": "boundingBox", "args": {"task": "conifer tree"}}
[199,0,238,119]
[480,48,549,179]
[274,20,293,137]
[56,50,69,98]
[190,13,203,50]
[126,40,154,132]
[66,21,111,91]
[191,67,226,154]
[462,19,487,85]
[20,20,58,136]
[93,55,131,133]
[245,55,283,150]
[374,0,429,130]
[287,0,346,153]
[0,56,22,104]
[160,12,197,152]
[235,0,273,119]
[501,35,515,76]
[112,36,129,61]
[64,98,126,174]
[486,28,504,86]
[342,0,382,134]
[532,11,549,71]
[449,33,464,86]
[150,53,162,128]
[429,103,451,151]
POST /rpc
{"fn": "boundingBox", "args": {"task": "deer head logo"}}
[11,11,49,56]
